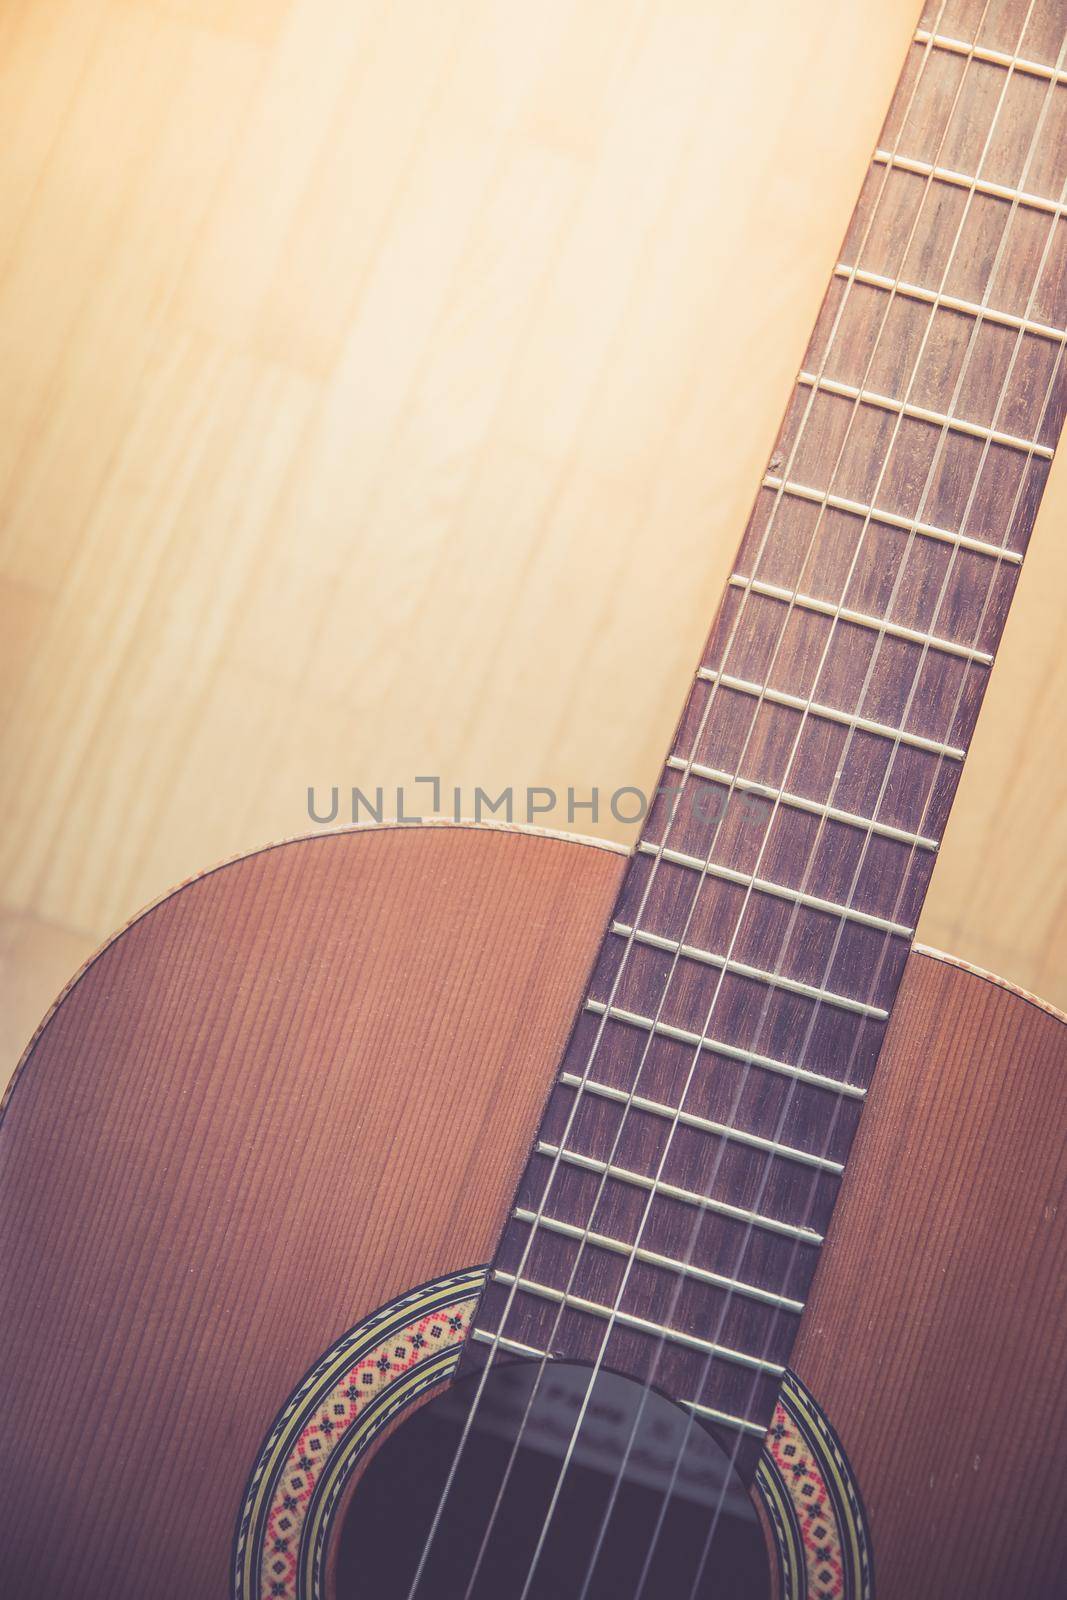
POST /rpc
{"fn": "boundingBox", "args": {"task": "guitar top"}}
[1,2,1066,1597]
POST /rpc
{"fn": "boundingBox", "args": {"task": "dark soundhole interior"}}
[335,1359,771,1599]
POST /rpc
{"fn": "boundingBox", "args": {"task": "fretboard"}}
[463,0,1067,1478]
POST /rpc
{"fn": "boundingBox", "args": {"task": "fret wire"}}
[609,920,889,1018]
[761,94,1067,1163]
[419,19,1059,1596]
[914,27,1067,85]
[592,27,1067,1600]
[451,21,1023,1574]
[489,1271,788,1374]
[796,369,1055,458]
[872,147,1067,217]
[552,14,1025,1411]
[729,572,995,664]
[694,667,967,759]
[832,263,1064,345]
[469,1328,548,1362]
[510,1207,807,1312]
[686,278,1067,1571]
[558,1063,848,1168]
[668,39,1067,1567]
[534,1142,825,1242]
[662,753,940,850]
[462,9,967,1424]
[468,1330,769,1437]
[635,840,914,936]
[601,18,1066,1538]
[583,998,868,1099]
[468,13,971,1416]
[680,1398,768,1439]
[762,473,1024,563]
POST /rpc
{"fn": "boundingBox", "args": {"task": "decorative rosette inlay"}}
[235,1269,871,1600]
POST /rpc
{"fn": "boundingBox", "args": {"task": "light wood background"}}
[1,0,1065,1082]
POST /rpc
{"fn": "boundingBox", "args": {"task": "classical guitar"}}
[2,2,1066,1596]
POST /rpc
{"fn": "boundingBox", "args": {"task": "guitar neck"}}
[464,0,1067,1476]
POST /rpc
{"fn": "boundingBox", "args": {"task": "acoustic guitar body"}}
[0,823,1063,1600]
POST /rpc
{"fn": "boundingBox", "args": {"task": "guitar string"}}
[431,10,972,1596]
[591,13,1066,1593]
[650,89,1067,1600]
[399,5,991,1592]
[399,10,960,1594]
[523,9,1065,1596]
[565,33,1065,1600]
[501,5,1059,1593]
[588,3,1064,1547]
[422,4,999,1591]
[678,212,1067,1600]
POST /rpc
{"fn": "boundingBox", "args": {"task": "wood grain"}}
[793,947,1067,1600]
[1,824,1063,1597]
[1,1,1065,1088]
[0,824,624,1599]
[466,3,1067,1458]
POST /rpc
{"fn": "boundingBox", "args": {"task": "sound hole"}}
[334,1359,771,1598]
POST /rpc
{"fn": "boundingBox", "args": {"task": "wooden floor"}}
[1,0,1065,1080]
